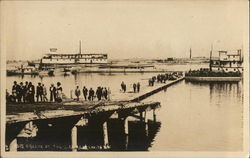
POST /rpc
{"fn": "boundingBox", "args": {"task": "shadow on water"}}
[8,119,161,151]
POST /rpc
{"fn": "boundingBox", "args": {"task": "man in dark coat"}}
[24,81,29,102]
[75,86,81,101]
[96,87,102,101]
[12,81,19,102]
[49,84,57,102]
[133,83,137,92]
[82,86,88,101]
[28,82,35,103]
[36,82,43,102]
[88,88,94,101]
[19,82,25,102]
[137,82,140,93]
[103,87,108,100]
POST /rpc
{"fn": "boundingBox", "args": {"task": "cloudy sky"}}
[1,0,248,60]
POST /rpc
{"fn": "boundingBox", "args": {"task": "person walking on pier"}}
[89,88,94,101]
[107,87,111,101]
[96,87,102,101]
[56,82,63,102]
[137,82,140,93]
[36,82,43,102]
[82,86,88,101]
[19,82,25,102]
[149,79,153,86]
[103,87,108,100]
[28,82,35,103]
[75,86,81,101]
[42,84,48,102]
[151,77,155,86]
[152,76,156,82]
[12,81,19,102]
[133,83,137,93]
[121,81,126,92]
[121,81,124,92]
[49,84,56,102]
[24,81,29,102]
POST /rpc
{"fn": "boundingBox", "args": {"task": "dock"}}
[5,76,184,151]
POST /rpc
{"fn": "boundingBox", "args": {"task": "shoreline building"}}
[210,49,243,73]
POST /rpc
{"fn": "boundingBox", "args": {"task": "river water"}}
[6,64,243,151]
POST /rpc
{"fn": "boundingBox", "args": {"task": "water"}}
[145,80,243,151]
[5,64,243,151]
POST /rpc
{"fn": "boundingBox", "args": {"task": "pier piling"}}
[153,109,156,122]
[103,121,109,148]
[9,138,17,152]
[71,126,78,152]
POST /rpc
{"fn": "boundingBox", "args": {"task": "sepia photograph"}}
[0,0,249,157]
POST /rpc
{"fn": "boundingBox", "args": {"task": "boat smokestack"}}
[189,48,192,59]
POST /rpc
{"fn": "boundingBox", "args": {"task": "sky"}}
[1,0,248,60]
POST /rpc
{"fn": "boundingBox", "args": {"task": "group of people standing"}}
[121,81,140,93]
[74,86,111,101]
[133,82,140,93]
[148,72,182,86]
[6,81,63,103]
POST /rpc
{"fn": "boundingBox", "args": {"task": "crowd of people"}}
[7,72,183,104]
[148,72,183,86]
[74,86,111,101]
[6,81,63,103]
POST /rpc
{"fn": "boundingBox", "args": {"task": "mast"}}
[79,40,82,54]
[209,44,213,71]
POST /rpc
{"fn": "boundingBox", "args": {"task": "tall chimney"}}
[189,48,192,59]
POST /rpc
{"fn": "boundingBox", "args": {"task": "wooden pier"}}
[5,76,184,151]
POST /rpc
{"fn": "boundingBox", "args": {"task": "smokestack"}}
[189,48,192,59]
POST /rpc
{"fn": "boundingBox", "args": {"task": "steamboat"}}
[185,48,243,82]
[29,41,108,68]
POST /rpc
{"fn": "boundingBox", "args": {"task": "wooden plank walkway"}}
[6,101,160,124]
[111,77,184,101]
[6,76,184,124]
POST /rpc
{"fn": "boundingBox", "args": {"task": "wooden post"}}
[124,117,129,135]
[144,111,148,136]
[9,138,17,151]
[140,112,143,121]
[71,126,78,152]
[103,121,109,148]
[153,109,156,122]
[124,117,129,150]
[70,90,73,99]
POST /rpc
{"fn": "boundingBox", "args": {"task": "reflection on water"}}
[13,119,161,151]
[145,80,243,151]
[6,64,243,151]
